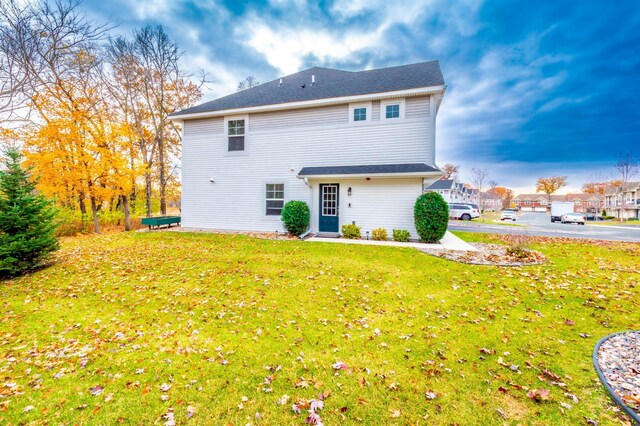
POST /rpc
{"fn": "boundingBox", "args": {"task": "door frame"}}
[318,183,340,233]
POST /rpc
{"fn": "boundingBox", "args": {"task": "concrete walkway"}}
[307,231,477,251]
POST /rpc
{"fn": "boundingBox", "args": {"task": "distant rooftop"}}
[173,61,445,117]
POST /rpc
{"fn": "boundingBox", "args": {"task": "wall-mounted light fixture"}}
[347,187,352,196]
[209,177,215,183]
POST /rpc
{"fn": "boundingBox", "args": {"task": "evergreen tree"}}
[0,147,59,276]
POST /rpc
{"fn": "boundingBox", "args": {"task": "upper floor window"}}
[353,108,367,121]
[381,98,405,121]
[385,104,400,119]
[266,184,284,216]
[228,119,245,151]
[349,102,371,124]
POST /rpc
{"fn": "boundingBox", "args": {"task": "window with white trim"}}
[349,102,371,124]
[265,184,284,216]
[228,119,245,151]
[353,107,367,121]
[385,104,400,118]
[381,98,405,121]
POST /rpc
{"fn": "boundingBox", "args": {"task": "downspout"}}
[300,176,313,238]
[429,95,436,167]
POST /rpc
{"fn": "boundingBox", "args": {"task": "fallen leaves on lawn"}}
[527,388,550,402]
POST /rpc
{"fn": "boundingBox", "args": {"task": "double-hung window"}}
[228,119,245,151]
[266,184,284,216]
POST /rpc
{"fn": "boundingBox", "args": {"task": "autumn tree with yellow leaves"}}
[1,0,202,232]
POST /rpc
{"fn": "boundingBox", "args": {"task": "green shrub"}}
[392,229,410,242]
[341,224,361,239]
[280,200,310,236]
[414,192,449,243]
[0,148,59,276]
[601,209,607,217]
[371,228,388,241]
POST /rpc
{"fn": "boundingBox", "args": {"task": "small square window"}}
[266,183,284,216]
[385,104,400,119]
[353,107,367,122]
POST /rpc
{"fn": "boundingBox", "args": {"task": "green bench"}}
[141,216,181,230]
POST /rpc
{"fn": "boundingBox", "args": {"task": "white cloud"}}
[132,0,173,19]
[240,0,482,75]
[240,23,380,75]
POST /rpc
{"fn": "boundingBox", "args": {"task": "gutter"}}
[299,229,313,240]
[297,171,444,180]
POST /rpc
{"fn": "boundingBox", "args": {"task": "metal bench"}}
[141,216,181,230]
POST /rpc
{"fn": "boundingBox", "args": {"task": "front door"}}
[319,183,339,233]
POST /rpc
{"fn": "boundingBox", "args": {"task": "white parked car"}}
[561,212,585,225]
[449,203,480,220]
[500,210,517,221]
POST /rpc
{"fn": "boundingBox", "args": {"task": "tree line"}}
[0,0,203,232]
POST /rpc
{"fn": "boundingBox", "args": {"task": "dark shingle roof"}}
[425,179,456,190]
[174,61,444,117]
[297,163,440,177]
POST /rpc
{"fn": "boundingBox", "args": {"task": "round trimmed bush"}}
[281,200,310,236]
[414,192,449,243]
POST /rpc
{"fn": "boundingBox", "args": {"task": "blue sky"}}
[82,0,640,193]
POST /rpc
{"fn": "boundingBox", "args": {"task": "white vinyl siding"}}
[181,95,435,232]
[371,101,380,121]
[250,104,347,132]
[405,96,430,119]
[183,117,224,137]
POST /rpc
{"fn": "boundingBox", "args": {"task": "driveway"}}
[449,212,640,242]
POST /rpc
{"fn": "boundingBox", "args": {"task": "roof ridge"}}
[172,60,445,117]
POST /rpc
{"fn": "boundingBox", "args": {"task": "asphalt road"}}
[449,212,640,242]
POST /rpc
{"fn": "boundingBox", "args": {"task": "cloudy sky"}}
[82,0,640,194]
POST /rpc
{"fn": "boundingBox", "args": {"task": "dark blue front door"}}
[319,184,339,233]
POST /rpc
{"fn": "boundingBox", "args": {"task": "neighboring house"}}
[424,180,490,208]
[424,179,470,203]
[480,191,503,212]
[565,193,604,214]
[514,193,605,213]
[513,194,551,212]
[605,182,640,219]
[170,61,446,236]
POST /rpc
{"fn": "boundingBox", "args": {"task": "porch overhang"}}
[297,163,443,179]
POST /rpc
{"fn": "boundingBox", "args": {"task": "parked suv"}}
[449,203,480,220]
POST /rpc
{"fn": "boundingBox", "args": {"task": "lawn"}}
[1,231,638,425]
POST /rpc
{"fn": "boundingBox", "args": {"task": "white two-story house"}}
[170,61,446,237]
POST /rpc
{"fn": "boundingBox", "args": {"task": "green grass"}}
[1,231,638,425]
